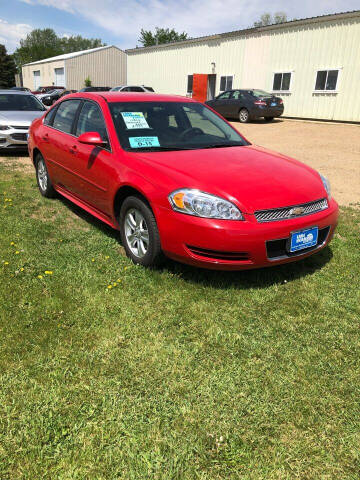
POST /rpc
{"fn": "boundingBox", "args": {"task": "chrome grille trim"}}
[10,125,29,130]
[255,198,328,223]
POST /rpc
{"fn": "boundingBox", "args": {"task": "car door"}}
[211,91,233,117]
[228,90,245,118]
[40,99,82,190]
[68,100,112,215]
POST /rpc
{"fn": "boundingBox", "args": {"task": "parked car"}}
[28,92,337,270]
[110,85,155,92]
[79,87,111,92]
[11,87,31,92]
[206,89,284,123]
[0,90,46,149]
[42,89,77,106]
[37,89,63,102]
[32,86,65,95]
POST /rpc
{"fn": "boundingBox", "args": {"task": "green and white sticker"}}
[121,112,150,130]
[129,136,160,148]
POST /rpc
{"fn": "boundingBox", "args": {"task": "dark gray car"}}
[206,89,284,123]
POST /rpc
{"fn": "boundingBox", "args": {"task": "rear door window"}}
[52,100,81,134]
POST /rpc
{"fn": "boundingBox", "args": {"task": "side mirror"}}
[78,131,106,146]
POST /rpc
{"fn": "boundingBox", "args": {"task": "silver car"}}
[0,90,46,150]
[110,85,154,92]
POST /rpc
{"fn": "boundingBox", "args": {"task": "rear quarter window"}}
[52,100,81,134]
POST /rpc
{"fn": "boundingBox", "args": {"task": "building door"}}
[54,67,65,86]
[192,74,208,102]
[33,70,41,90]
[207,74,216,100]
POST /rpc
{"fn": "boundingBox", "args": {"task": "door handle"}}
[69,145,77,155]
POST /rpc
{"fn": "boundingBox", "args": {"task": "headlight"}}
[320,174,331,200]
[0,125,10,130]
[168,189,243,220]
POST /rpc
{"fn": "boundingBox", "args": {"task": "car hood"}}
[133,145,326,213]
[0,111,45,125]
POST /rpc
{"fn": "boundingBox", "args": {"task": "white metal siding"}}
[127,14,360,122]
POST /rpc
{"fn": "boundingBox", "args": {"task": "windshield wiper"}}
[197,143,244,149]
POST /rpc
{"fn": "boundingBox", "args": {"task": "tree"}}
[13,28,62,70]
[0,44,17,88]
[13,29,105,71]
[253,12,288,27]
[60,35,104,54]
[138,27,188,47]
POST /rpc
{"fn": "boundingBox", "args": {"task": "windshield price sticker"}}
[129,136,160,148]
[121,112,150,129]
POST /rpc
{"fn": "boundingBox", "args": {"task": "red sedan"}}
[28,92,338,270]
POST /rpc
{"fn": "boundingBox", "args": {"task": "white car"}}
[0,90,46,149]
[110,85,154,92]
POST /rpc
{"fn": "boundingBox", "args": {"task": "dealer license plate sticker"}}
[290,227,318,252]
[121,112,150,129]
[129,136,160,148]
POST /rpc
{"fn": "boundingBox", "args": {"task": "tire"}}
[239,108,250,123]
[35,153,56,198]
[119,196,164,267]
[264,117,274,122]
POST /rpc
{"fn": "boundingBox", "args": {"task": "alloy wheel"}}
[124,208,149,258]
[37,158,48,192]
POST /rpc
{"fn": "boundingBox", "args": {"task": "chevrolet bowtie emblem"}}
[289,206,305,216]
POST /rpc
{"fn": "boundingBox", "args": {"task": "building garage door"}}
[54,67,65,87]
[33,70,41,90]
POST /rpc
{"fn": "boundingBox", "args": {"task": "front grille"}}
[11,133,27,141]
[187,245,250,262]
[266,226,330,259]
[255,198,328,223]
[10,125,29,130]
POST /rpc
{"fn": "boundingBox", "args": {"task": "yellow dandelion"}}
[10,241,15,246]
[91,258,95,262]
[117,278,121,282]
[107,285,112,289]
[37,275,43,279]
[105,255,109,259]
[44,271,53,275]
[4,261,9,265]
[124,266,130,270]
[113,282,117,287]
[15,251,20,255]
[20,267,24,272]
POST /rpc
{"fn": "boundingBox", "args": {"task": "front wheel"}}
[35,153,56,198]
[239,108,250,123]
[119,196,164,267]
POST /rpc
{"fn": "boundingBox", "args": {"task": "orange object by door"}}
[192,74,208,103]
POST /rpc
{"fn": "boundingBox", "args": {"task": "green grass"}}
[0,163,359,479]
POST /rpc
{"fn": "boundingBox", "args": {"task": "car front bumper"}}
[154,199,339,270]
[0,127,29,149]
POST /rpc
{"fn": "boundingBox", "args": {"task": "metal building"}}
[126,10,360,122]
[22,45,126,91]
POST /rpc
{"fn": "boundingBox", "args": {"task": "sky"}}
[0,0,359,53]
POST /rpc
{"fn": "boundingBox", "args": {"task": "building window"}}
[187,75,193,94]
[315,70,339,91]
[220,76,233,92]
[273,72,291,91]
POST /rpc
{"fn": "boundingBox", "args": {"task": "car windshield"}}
[109,101,248,151]
[0,94,45,111]
[251,89,272,97]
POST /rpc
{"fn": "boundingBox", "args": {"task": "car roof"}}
[0,89,33,95]
[64,92,195,103]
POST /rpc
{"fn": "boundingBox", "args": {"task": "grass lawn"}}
[0,163,359,479]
